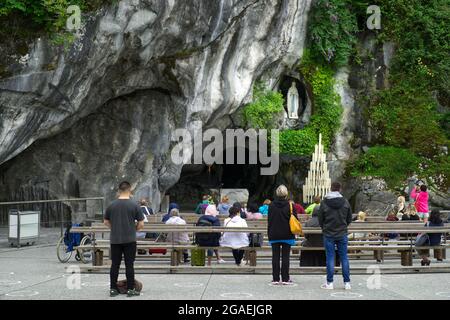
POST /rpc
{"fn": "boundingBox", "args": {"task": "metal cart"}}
[8,210,40,248]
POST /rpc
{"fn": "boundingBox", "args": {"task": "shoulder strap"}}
[289,202,293,215]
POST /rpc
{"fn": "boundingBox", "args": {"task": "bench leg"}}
[374,250,384,263]
[434,249,445,261]
[249,250,257,267]
[400,251,412,266]
[171,250,179,266]
[94,250,104,266]
[244,251,250,265]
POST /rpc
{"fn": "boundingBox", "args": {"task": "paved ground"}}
[1,228,450,300]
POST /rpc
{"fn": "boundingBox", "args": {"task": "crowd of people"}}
[102,179,447,297]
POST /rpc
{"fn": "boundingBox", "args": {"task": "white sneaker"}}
[282,280,295,286]
[217,259,226,264]
[344,282,352,290]
[321,282,334,290]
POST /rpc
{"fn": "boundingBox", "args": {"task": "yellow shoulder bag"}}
[289,202,303,236]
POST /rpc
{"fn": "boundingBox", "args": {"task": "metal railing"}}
[0,197,104,237]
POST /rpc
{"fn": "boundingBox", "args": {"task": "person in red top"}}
[292,195,305,215]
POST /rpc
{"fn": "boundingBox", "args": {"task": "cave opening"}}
[166,146,275,211]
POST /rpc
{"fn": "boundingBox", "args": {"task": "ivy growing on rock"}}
[242,83,285,130]
[279,55,343,156]
[0,0,112,33]
[307,0,359,68]
[349,146,421,190]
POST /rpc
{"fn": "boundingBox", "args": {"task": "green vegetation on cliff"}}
[280,53,343,156]
[350,146,421,189]
[0,0,111,31]
[243,84,284,130]
[359,0,450,190]
[307,0,359,68]
[304,0,449,190]
[0,0,113,48]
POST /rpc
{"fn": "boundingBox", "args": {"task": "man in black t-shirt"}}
[104,181,144,297]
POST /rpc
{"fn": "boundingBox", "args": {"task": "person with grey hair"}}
[165,208,190,263]
[268,185,299,285]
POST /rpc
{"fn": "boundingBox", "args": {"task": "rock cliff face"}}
[0,0,312,216]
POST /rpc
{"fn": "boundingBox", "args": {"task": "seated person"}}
[408,205,420,221]
[166,208,190,263]
[386,211,400,240]
[351,211,368,240]
[300,210,340,267]
[140,198,154,216]
[401,212,410,221]
[305,196,321,215]
[217,196,232,215]
[293,196,306,215]
[220,206,250,266]
[162,203,179,223]
[245,202,263,220]
[195,195,211,215]
[232,202,247,219]
[136,210,149,255]
[417,209,444,266]
[395,196,406,220]
[196,205,225,266]
[259,199,271,216]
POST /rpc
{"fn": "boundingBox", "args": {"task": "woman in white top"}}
[166,208,190,263]
[220,206,250,266]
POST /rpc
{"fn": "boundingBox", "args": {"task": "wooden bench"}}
[72,223,450,269]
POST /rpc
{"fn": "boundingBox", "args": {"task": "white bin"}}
[8,210,40,248]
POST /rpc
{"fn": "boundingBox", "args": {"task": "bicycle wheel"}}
[56,236,73,263]
[78,235,93,264]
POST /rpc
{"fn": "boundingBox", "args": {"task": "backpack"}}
[248,233,263,247]
[117,279,143,294]
[415,233,430,247]
[415,222,431,247]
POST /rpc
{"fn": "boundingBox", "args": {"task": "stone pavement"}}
[1,228,450,300]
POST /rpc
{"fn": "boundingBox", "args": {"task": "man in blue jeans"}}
[318,182,353,290]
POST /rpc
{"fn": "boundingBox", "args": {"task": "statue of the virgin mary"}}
[287,82,300,119]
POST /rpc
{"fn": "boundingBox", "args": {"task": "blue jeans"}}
[324,236,350,284]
